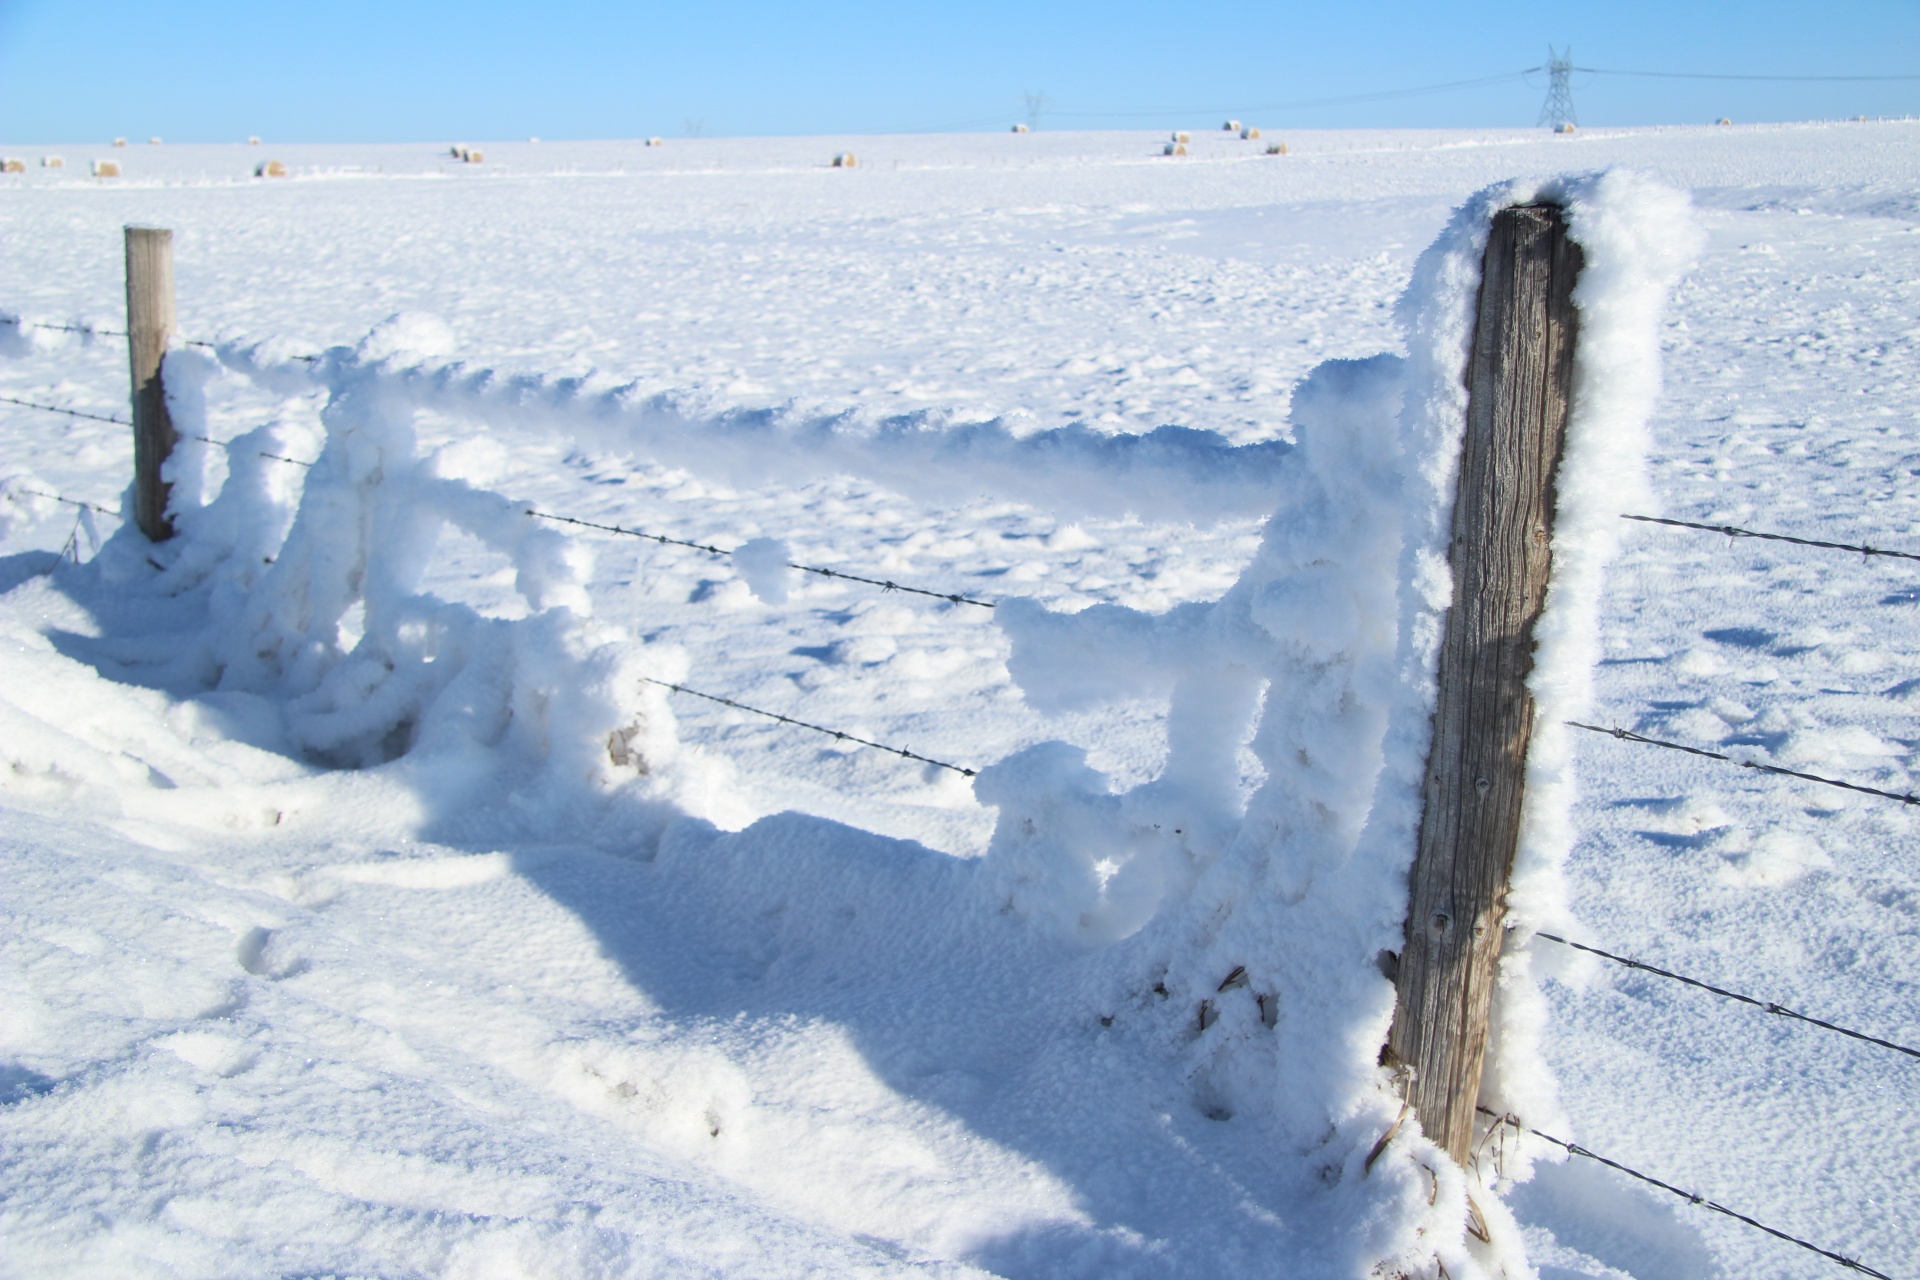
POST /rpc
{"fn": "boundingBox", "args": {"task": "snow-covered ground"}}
[1,121,1916,1278]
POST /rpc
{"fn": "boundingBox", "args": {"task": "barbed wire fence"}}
[3,307,1916,1277]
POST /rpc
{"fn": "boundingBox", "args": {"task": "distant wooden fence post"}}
[1386,203,1582,1166]
[124,225,177,542]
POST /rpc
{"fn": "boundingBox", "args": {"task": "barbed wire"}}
[529,509,996,608]
[12,486,118,517]
[1534,931,1919,1061]
[1623,513,1920,564]
[185,432,315,468]
[1568,720,1920,807]
[1476,1107,1894,1279]
[1,318,128,339]
[0,393,129,426]
[641,677,977,776]
[4,316,320,362]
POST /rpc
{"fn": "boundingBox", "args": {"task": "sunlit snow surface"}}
[2,123,1918,1278]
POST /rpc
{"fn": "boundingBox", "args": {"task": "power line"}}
[1622,513,1920,564]
[1568,720,1920,808]
[1046,70,1538,121]
[527,509,995,608]
[641,677,977,776]
[1578,66,1920,83]
[1477,1108,1895,1279]
[1535,932,1920,1061]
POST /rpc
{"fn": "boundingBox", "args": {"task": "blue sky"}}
[0,0,1914,142]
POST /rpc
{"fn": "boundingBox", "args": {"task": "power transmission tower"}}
[1022,90,1049,131]
[1537,47,1577,131]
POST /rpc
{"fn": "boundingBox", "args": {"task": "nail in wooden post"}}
[125,225,177,542]
[1386,203,1582,1166]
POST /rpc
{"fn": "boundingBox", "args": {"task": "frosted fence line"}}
[1,168,1698,1279]
[208,325,1300,526]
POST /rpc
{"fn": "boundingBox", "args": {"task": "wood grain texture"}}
[1386,203,1582,1165]
[124,225,176,542]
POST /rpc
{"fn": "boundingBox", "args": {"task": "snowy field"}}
[1,121,1917,1278]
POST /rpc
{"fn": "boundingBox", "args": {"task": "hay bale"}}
[148,136,161,145]
[248,136,261,145]
[464,149,485,163]
[1716,117,1733,126]
[1163,141,1187,156]
[1553,122,1577,134]
[1241,126,1260,140]
[91,159,121,177]
[1170,130,1190,144]
[41,155,63,168]
[2,158,23,174]
[112,137,127,147]
[646,136,664,147]
[1011,122,1029,133]
[1223,119,1241,131]
[255,160,287,178]
[1265,142,1288,155]
[832,151,857,168]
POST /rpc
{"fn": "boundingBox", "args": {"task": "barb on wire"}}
[13,486,119,518]
[1568,720,1920,808]
[1476,1108,1893,1279]
[527,509,995,608]
[0,393,129,426]
[1535,932,1919,1061]
[1623,513,1920,565]
[641,677,977,776]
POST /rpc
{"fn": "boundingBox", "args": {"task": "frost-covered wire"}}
[0,394,129,426]
[1622,513,1920,564]
[1475,1108,1894,1279]
[1569,720,1920,807]
[1535,932,1920,1061]
[641,677,977,776]
[529,509,995,608]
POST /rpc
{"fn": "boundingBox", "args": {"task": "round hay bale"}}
[112,137,127,147]
[255,160,287,178]
[1011,122,1029,132]
[91,159,120,177]
[1241,126,1260,140]
[1264,141,1288,155]
[1,158,24,174]
[1223,119,1241,131]
[1163,141,1187,156]
[832,151,858,168]
[41,155,63,168]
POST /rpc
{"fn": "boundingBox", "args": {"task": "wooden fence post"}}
[124,225,177,542]
[1385,203,1582,1166]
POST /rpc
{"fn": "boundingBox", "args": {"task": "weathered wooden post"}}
[1385,203,1582,1166]
[124,225,177,542]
